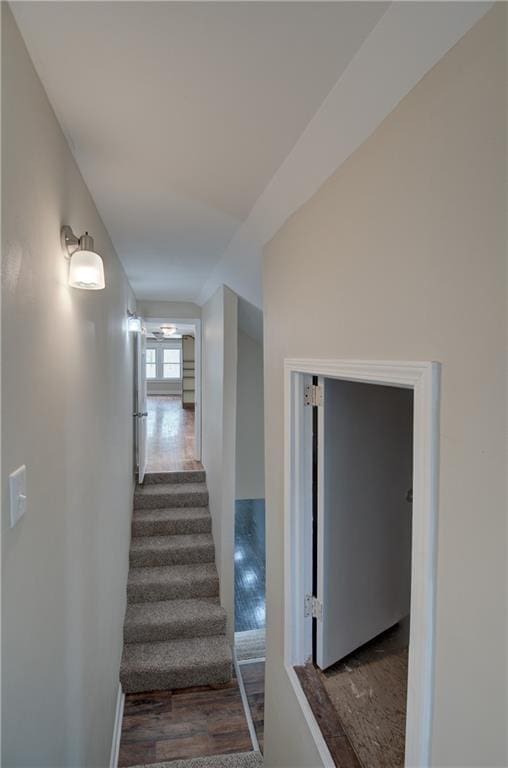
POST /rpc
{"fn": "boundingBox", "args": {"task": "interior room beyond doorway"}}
[144,320,202,472]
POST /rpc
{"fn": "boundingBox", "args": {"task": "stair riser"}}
[120,660,232,694]
[130,545,215,567]
[134,491,209,510]
[124,614,227,643]
[127,578,219,604]
[143,471,206,485]
[132,517,211,537]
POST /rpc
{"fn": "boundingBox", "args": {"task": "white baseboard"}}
[109,683,125,768]
[233,651,259,753]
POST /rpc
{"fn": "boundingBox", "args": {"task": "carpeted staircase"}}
[120,470,232,693]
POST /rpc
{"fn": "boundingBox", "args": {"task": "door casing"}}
[283,358,440,768]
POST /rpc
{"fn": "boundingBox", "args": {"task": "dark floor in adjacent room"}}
[234,500,266,633]
[146,395,202,472]
[234,503,266,754]
[118,678,254,767]
[296,621,409,768]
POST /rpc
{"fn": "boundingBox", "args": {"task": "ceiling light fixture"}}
[61,225,105,290]
[160,324,176,337]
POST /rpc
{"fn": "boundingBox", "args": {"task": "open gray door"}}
[316,377,413,670]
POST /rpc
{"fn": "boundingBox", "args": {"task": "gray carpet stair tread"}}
[120,635,232,692]
[124,598,226,642]
[130,752,263,768]
[132,507,211,536]
[142,470,206,485]
[134,483,209,510]
[127,563,220,602]
[130,533,215,566]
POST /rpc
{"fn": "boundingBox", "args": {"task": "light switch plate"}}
[9,465,27,528]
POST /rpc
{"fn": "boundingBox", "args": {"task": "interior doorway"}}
[310,377,413,767]
[233,302,266,753]
[135,317,202,477]
[284,359,439,768]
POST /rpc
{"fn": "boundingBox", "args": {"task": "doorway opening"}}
[145,319,201,472]
[284,359,439,768]
[233,301,266,753]
[135,317,202,480]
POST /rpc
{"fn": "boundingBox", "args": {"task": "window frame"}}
[145,347,157,380]
[145,341,182,381]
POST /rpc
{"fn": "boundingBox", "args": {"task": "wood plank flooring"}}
[146,395,202,472]
[119,679,254,766]
[238,662,265,754]
[234,500,266,632]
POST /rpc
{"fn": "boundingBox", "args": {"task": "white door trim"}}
[283,358,440,768]
[109,683,125,768]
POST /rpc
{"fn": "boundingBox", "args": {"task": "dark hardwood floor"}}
[238,661,265,754]
[234,500,265,632]
[119,679,254,766]
[146,395,202,472]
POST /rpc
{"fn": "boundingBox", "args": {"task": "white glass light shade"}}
[68,249,105,290]
[128,316,142,332]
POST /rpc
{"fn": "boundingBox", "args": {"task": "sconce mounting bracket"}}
[61,225,80,260]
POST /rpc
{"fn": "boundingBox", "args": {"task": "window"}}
[163,348,181,379]
[145,344,181,380]
[146,348,157,379]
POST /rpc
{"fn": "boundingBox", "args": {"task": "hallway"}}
[146,396,202,472]
[4,3,507,768]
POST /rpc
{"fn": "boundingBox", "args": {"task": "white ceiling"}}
[11,1,387,302]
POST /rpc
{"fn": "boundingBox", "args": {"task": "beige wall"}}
[262,6,507,768]
[2,7,135,766]
[201,286,238,635]
[147,380,181,395]
[236,330,265,500]
[137,300,201,320]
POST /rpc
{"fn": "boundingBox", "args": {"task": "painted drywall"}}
[262,6,507,768]
[199,2,491,310]
[137,300,201,320]
[147,381,181,396]
[236,330,265,501]
[201,286,238,635]
[2,7,135,766]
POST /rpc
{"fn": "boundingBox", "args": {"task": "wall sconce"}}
[127,310,142,332]
[61,225,105,290]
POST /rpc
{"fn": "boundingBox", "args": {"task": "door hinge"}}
[304,384,323,407]
[304,594,323,621]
